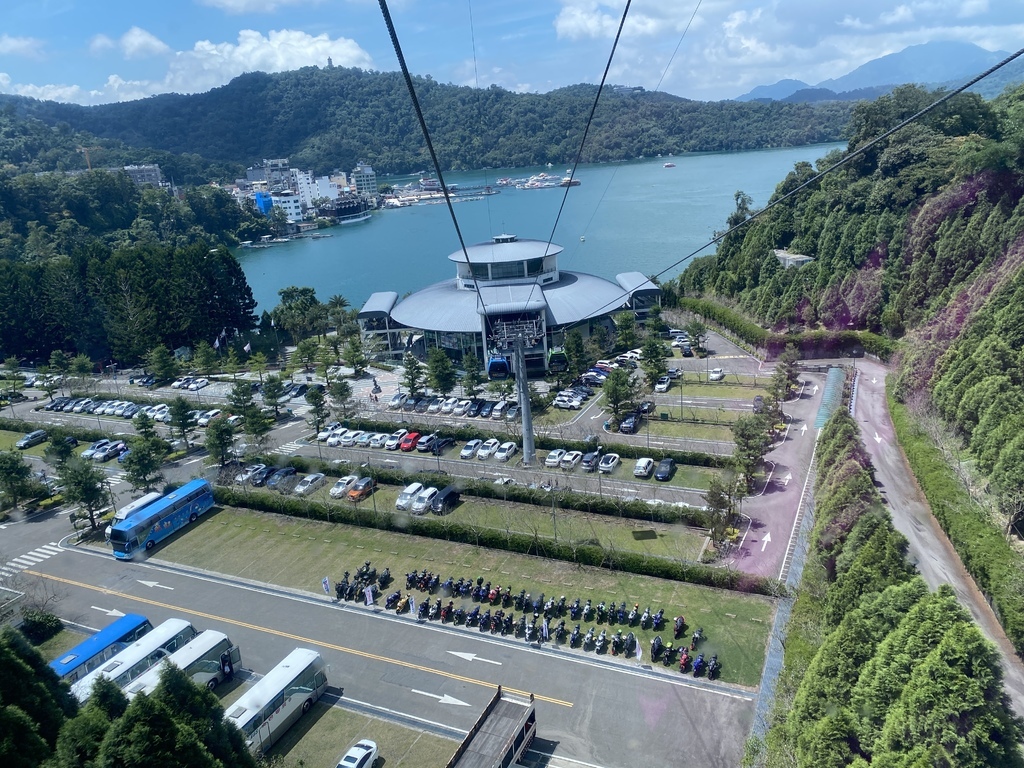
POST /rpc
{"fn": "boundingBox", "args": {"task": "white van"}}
[491,400,508,420]
[395,482,424,511]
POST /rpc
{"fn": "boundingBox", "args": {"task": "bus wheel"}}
[207,679,218,690]
[301,699,312,714]
[145,540,155,550]
[189,513,198,523]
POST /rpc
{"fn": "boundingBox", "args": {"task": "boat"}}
[559,176,581,187]
[339,212,372,225]
[663,162,676,168]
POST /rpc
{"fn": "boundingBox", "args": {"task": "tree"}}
[261,375,287,419]
[70,354,93,390]
[120,437,165,492]
[167,396,197,449]
[242,408,273,453]
[0,451,32,513]
[36,365,59,401]
[222,347,241,379]
[4,356,21,401]
[640,337,667,390]
[616,312,639,351]
[462,353,484,399]
[402,353,425,399]
[227,380,256,418]
[776,343,801,388]
[146,345,179,385]
[344,336,368,378]
[248,351,268,383]
[703,475,735,544]
[684,319,708,353]
[732,414,772,490]
[49,350,71,391]
[192,341,218,376]
[645,304,665,335]
[427,348,457,396]
[293,338,320,371]
[44,428,76,467]
[329,380,353,418]
[488,377,514,401]
[602,367,635,417]
[304,387,330,434]
[564,329,588,380]
[204,418,236,466]
[61,457,108,531]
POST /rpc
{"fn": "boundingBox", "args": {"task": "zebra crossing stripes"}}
[3,542,63,577]
[269,440,303,456]
[106,472,129,486]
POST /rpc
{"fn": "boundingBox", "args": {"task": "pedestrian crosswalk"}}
[106,471,128,486]
[269,440,303,456]
[0,542,63,579]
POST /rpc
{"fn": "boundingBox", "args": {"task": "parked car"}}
[348,477,377,502]
[560,450,583,470]
[753,395,765,414]
[654,376,671,393]
[619,413,642,434]
[317,421,342,441]
[326,429,349,447]
[401,397,419,413]
[477,438,500,460]
[387,393,409,410]
[226,414,244,428]
[654,458,676,481]
[439,397,459,414]
[479,400,496,418]
[553,396,582,410]
[430,485,460,515]
[709,368,725,381]
[395,482,425,511]
[491,400,508,420]
[466,400,483,418]
[384,429,408,450]
[399,432,421,451]
[188,378,210,391]
[460,439,482,459]
[15,430,47,449]
[368,432,390,448]
[329,475,360,498]
[426,397,444,413]
[598,453,621,473]
[250,466,278,487]
[638,400,655,414]
[80,439,111,460]
[340,430,365,447]
[198,409,222,426]
[452,399,472,416]
[431,436,455,455]
[581,451,600,472]
[505,404,520,421]
[416,433,438,453]
[72,398,94,413]
[414,397,431,414]
[633,458,655,478]
[234,464,267,484]
[337,739,378,768]
[495,442,518,462]
[411,487,439,514]
[171,376,193,389]
[266,467,298,490]
[294,473,326,496]
[93,441,127,462]
[545,449,566,468]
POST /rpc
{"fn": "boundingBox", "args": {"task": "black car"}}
[479,401,496,418]
[753,395,765,414]
[414,397,431,413]
[638,400,655,414]
[266,467,298,490]
[250,466,278,487]
[619,413,642,434]
[402,397,418,412]
[45,397,70,411]
[431,436,455,455]
[572,384,595,397]
[466,400,483,418]
[581,451,600,472]
[654,457,676,481]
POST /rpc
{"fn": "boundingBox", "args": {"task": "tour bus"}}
[225,648,329,754]
[49,614,153,683]
[123,630,241,698]
[104,492,163,540]
[108,479,215,560]
[70,618,198,703]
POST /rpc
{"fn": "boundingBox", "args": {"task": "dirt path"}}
[854,358,1024,717]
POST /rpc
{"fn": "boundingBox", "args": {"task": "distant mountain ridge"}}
[737,41,1021,103]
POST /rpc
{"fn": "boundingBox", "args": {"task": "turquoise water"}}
[236,144,843,312]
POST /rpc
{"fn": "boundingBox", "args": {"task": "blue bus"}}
[49,614,153,683]
[109,479,215,560]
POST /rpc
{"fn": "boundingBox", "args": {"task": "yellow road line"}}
[27,570,572,707]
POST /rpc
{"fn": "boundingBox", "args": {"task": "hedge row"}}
[336,416,728,469]
[213,485,779,596]
[888,391,1024,655]
[262,454,713,527]
[0,416,107,444]
[678,298,895,361]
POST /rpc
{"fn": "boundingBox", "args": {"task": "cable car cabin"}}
[487,354,511,380]
[547,349,568,373]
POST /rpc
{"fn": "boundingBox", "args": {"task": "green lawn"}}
[0,429,91,458]
[153,506,776,687]
[35,628,87,663]
[642,420,736,442]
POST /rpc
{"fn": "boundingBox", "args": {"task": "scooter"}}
[679,649,691,673]
[428,599,442,620]
[396,595,410,614]
[650,635,664,661]
[674,615,686,639]
[628,604,640,626]
[583,627,595,650]
[595,629,607,653]
[611,631,624,655]
[385,590,402,610]
[640,606,651,629]
[707,655,721,680]
[617,602,627,623]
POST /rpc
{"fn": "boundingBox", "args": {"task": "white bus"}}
[225,648,329,755]
[123,630,241,699]
[105,491,163,540]
[71,618,197,703]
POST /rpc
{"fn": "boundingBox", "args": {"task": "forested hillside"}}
[0,66,852,176]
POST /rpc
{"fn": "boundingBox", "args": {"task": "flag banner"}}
[213,338,220,350]
[243,342,252,353]
[364,586,374,605]
[321,577,330,595]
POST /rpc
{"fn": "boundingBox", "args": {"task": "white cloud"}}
[120,27,171,59]
[198,0,323,13]
[89,34,116,54]
[839,15,871,30]
[958,0,989,17]
[879,5,915,25]
[0,34,45,59]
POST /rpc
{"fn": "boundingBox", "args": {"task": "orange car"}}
[347,476,377,501]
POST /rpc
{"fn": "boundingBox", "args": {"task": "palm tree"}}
[327,295,350,311]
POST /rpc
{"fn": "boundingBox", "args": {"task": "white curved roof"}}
[446,237,562,265]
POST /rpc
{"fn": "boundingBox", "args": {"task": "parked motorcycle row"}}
[333,563,721,678]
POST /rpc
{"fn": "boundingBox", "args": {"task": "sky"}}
[1,0,1021,105]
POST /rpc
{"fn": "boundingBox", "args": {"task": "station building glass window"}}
[490,261,524,280]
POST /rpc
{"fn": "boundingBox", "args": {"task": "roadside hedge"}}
[888,390,1024,655]
[0,416,107,444]
[213,485,779,596]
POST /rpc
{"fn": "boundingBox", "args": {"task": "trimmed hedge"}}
[0,416,107,444]
[888,390,1024,655]
[213,485,780,596]
[678,298,895,361]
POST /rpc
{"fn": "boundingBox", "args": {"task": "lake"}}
[236,143,843,313]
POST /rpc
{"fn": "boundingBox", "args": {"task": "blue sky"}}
[1,0,1020,105]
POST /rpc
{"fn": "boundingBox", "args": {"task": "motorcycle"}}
[516,615,527,637]
[569,624,582,648]
[532,593,545,615]
[427,574,440,593]
[679,649,691,673]
[453,606,465,625]
[569,598,582,620]
[583,627,595,650]
[554,621,567,642]
[417,571,432,590]
[479,609,491,631]
[491,611,503,633]
[640,606,651,629]
[441,601,454,623]
[692,653,706,677]
[466,606,480,627]
[378,568,391,588]
[617,602,627,623]
[385,590,402,610]
[674,615,686,639]
[526,618,539,642]
[441,576,454,595]
[611,631,624,655]
[345,582,359,601]
[595,629,607,654]
[489,585,500,603]
[628,604,640,626]
[596,601,607,623]
[396,595,410,613]
[707,655,721,680]
[514,590,527,611]
[502,613,514,636]
[650,635,664,661]
[582,599,593,622]
[406,570,418,590]
[662,641,677,666]
[459,579,472,597]
[652,609,665,631]
[690,627,704,651]
[357,560,373,579]
[502,588,514,608]
[428,599,442,620]
[624,632,636,658]
[555,596,566,616]
[417,600,429,620]
[543,599,555,619]
[335,579,347,601]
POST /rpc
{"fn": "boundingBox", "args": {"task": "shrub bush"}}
[20,609,63,644]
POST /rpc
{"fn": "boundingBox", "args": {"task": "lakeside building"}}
[270,190,303,222]
[358,233,659,374]
[351,163,377,199]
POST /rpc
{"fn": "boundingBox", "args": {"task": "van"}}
[396,482,424,510]
[430,485,460,515]
[491,400,507,420]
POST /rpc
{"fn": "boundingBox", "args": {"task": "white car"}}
[495,442,518,462]
[198,409,221,426]
[560,450,583,470]
[598,453,621,473]
[326,429,349,447]
[317,421,342,441]
[477,438,500,460]
[411,487,439,514]
[368,432,390,448]
[337,739,378,768]
[654,376,671,393]
[545,449,566,468]
[426,397,444,413]
[453,399,472,416]
[234,463,266,484]
[384,429,408,450]
[633,457,655,478]
[395,482,425,510]
[553,396,582,410]
[340,430,364,447]
[329,475,360,498]
[709,368,725,381]
[460,439,482,459]
[440,396,459,414]
[387,393,408,410]
[188,378,209,391]
[294,473,326,496]
[170,377,191,389]
[226,414,244,428]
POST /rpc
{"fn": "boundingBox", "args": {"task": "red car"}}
[399,432,421,451]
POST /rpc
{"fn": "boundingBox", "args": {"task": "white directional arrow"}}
[447,651,502,666]
[873,432,883,444]
[761,532,772,552]
[800,424,808,435]
[871,377,878,384]
[781,473,793,487]
[412,689,471,706]
[92,606,126,618]
[812,384,819,394]
[137,580,174,590]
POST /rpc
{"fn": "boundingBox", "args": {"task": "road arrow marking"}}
[412,689,471,706]
[812,384,819,394]
[761,532,772,552]
[871,377,878,384]
[800,424,808,435]
[92,606,126,617]
[447,651,502,666]
[873,432,883,444]
[137,580,174,590]
[782,473,792,487]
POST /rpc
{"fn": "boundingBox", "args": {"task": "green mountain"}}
[0,66,852,176]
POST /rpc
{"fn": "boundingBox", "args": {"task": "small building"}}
[122,164,162,186]
[351,162,377,198]
[774,249,815,269]
[270,190,303,222]
[447,687,536,768]
[616,271,661,317]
